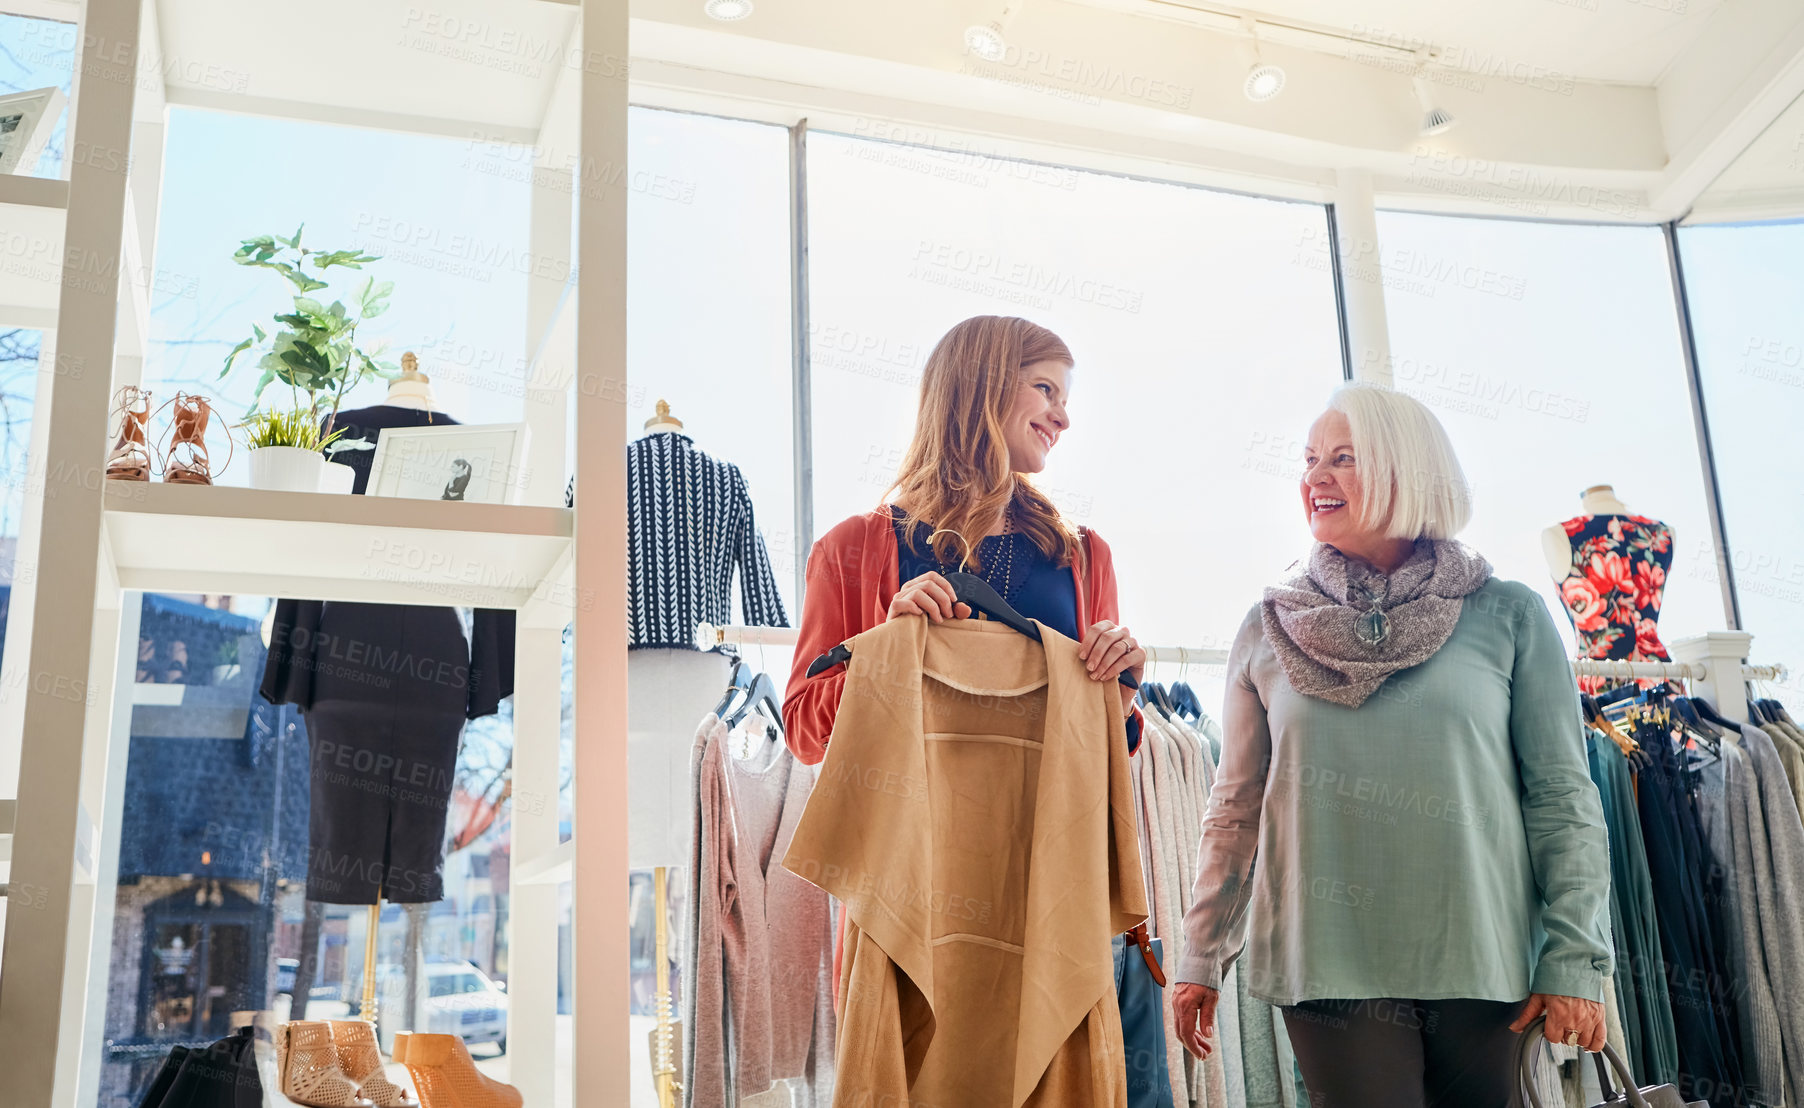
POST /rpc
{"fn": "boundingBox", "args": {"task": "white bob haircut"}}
[1327,382,1472,540]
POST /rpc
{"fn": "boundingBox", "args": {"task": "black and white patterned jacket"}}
[570,432,789,648]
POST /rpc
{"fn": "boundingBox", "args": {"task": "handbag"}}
[1114,929,1174,1108]
[135,1026,263,1108]
[1512,1016,1707,1108]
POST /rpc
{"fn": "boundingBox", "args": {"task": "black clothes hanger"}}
[713,659,754,719]
[1138,681,1172,714]
[1691,695,1741,733]
[727,671,784,734]
[805,569,1140,688]
[1170,681,1204,722]
[1672,697,1724,742]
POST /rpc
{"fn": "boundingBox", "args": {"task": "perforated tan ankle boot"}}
[399,1032,522,1108]
[329,1020,413,1106]
[276,1020,375,1107]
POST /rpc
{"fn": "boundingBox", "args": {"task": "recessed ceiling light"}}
[1244,64,1285,101]
[704,0,753,21]
[964,22,1007,61]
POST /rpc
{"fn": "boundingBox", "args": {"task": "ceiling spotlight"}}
[1412,69,1456,137]
[964,22,1007,61]
[1238,18,1285,102]
[963,1,1020,62]
[1244,63,1286,101]
[704,0,753,21]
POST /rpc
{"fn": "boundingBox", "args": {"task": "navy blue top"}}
[889,506,1139,752]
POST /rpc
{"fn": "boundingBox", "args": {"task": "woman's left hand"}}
[1079,620,1145,686]
[1510,993,1607,1053]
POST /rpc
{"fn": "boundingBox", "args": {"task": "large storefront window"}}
[1373,212,1724,651]
[1676,219,1804,710]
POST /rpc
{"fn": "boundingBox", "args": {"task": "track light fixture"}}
[1412,55,1456,136]
[703,0,753,21]
[964,1,1021,62]
[1239,18,1285,102]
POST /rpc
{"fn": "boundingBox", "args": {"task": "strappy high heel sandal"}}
[105,386,153,481]
[155,392,234,485]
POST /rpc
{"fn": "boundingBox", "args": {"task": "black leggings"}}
[1280,997,1528,1108]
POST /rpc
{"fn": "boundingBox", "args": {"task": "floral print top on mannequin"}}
[1555,513,1674,693]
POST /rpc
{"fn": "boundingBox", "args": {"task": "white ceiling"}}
[152,0,577,141]
[1690,87,1804,221]
[117,0,1804,221]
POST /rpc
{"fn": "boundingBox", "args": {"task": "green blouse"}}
[1174,577,1614,1005]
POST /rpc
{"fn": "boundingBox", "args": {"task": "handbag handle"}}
[1514,1016,1651,1108]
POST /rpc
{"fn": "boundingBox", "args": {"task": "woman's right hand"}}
[1172,983,1221,1059]
[887,571,972,623]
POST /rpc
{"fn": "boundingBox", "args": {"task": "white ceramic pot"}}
[248,446,324,493]
[318,460,356,494]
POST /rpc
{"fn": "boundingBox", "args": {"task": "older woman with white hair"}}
[1171,383,1614,1107]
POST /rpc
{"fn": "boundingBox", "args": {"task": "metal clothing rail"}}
[695,622,802,649]
[1143,645,1232,667]
[1570,658,1789,684]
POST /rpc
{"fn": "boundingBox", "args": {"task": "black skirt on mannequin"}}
[260,403,515,904]
[296,603,468,904]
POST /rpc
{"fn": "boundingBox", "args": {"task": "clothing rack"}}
[694,622,801,649]
[1578,631,1789,724]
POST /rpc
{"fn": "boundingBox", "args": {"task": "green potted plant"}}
[220,225,397,492]
[239,407,350,492]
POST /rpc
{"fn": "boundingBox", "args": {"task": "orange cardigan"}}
[782,507,1143,765]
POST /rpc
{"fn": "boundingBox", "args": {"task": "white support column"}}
[73,591,139,1108]
[1333,168,1393,384]
[523,161,573,508]
[507,624,563,1106]
[0,0,143,1101]
[1671,631,1756,724]
[573,2,630,1106]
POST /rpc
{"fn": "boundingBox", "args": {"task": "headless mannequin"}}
[385,351,435,411]
[1540,484,1662,581]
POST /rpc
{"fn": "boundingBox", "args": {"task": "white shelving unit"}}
[0,2,625,1106]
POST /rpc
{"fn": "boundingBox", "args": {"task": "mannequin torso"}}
[1544,485,1677,689]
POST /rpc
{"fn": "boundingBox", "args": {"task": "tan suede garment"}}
[782,616,1149,1107]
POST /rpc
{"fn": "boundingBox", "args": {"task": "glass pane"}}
[618,106,797,1108]
[98,593,527,1101]
[806,129,1344,701]
[0,328,41,678]
[1373,212,1724,655]
[625,106,799,617]
[1675,220,1804,710]
[145,108,534,456]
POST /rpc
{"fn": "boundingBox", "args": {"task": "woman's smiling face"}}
[1300,409,1367,546]
[1002,360,1072,474]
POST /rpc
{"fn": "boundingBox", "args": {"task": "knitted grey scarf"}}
[1262,538,1493,708]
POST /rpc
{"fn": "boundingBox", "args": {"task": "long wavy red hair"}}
[884,316,1082,572]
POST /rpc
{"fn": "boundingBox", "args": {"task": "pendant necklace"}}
[1352,582,1390,647]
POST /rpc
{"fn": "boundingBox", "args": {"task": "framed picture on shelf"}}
[0,87,66,175]
[366,423,531,505]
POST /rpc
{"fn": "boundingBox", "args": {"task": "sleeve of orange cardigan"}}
[1085,529,1145,755]
[782,530,856,767]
